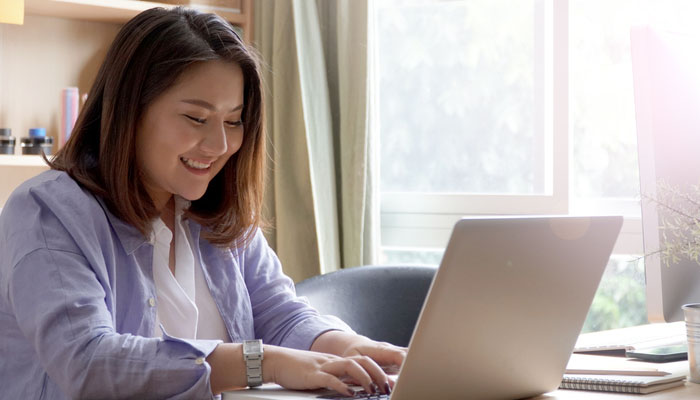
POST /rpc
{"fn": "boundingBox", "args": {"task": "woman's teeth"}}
[180,157,211,170]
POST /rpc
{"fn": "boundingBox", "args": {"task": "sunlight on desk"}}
[537,379,700,399]
[535,322,699,399]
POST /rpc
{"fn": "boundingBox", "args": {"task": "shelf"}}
[24,0,246,25]
[0,155,50,167]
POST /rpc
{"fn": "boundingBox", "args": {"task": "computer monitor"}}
[631,26,700,322]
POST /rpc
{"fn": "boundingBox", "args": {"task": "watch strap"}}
[243,339,263,387]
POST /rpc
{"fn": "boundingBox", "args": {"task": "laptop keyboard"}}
[316,389,391,399]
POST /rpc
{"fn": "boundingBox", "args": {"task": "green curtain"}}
[254,0,378,282]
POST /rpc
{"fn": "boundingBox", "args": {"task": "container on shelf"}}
[20,128,54,155]
[61,87,80,148]
[0,128,16,155]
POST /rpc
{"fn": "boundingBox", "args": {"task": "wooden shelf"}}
[25,0,247,25]
[0,155,49,167]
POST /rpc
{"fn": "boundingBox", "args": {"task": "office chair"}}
[295,265,437,347]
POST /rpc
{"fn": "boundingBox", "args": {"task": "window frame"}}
[378,0,643,256]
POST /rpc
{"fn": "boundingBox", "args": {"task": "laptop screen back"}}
[393,215,622,400]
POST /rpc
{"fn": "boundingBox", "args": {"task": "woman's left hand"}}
[311,331,407,379]
[340,336,406,374]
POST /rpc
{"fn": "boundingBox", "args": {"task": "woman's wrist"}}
[206,343,247,394]
[261,344,281,384]
[206,343,283,393]
[206,342,285,394]
[310,330,371,356]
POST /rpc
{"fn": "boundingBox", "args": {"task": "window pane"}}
[570,0,700,200]
[570,0,641,199]
[582,256,646,332]
[382,248,647,332]
[380,247,444,266]
[376,0,545,194]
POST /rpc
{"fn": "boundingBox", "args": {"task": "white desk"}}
[226,381,700,399]
[538,322,697,399]
[227,378,700,399]
[227,324,696,399]
[538,380,700,399]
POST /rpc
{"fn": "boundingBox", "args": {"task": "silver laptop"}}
[225,215,623,400]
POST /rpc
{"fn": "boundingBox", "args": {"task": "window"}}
[374,0,700,331]
[376,0,567,253]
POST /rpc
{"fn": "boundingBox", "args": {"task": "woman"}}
[0,7,404,399]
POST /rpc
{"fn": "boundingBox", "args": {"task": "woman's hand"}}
[263,345,392,397]
[310,331,407,391]
[340,338,406,376]
[207,332,406,396]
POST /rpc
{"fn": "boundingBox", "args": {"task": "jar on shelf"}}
[0,128,16,155]
[21,128,54,155]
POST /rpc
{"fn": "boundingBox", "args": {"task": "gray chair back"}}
[295,265,437,347]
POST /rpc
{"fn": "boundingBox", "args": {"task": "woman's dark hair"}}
[50,7,265,247]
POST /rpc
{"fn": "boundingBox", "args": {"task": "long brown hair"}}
[50,7,265,247]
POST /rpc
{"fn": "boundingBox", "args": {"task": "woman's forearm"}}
[310,330,371,356]
[206,343,247,394]
[207,343,288,395]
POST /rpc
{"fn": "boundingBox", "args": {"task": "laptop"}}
[225,215,623,400]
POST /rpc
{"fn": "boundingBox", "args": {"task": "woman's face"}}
[135,60,245,210]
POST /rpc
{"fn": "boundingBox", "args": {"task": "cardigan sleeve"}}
[239,229,353,350]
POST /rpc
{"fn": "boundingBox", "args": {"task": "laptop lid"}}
[225,215,623,400]
[392,215,622,400]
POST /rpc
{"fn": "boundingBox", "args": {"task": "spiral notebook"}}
[560,372,686,394]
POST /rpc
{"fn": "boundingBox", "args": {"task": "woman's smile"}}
[180,156,214,175]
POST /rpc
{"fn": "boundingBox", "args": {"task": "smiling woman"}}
[0,6,405,400]
[135,60,245,211]
[49,6,265,247]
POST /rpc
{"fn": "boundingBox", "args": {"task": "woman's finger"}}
[350,343,407,370]
[321,358,375,395]
[317,372,355,397]
[349,355,390,394]
[382,363,401,375]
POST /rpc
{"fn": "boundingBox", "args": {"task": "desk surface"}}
[228,324,698,399]
[227,381,700,399]
[537,380,700,399]
[536,323,697,398]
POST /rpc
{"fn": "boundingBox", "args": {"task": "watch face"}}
[244,339,262,354]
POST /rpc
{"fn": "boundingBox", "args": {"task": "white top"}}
[152,197,229,341]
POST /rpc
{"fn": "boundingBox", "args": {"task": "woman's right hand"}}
[262,344,391,397]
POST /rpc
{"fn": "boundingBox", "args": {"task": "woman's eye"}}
[184,114,206,124]
[225,120,243,128]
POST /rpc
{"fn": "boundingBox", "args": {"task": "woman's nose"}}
[199,122,228,156]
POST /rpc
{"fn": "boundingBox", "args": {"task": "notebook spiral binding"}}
[560,377,644,393]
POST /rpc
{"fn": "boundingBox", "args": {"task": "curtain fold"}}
[254,0,378,282]
[336,0,379,268]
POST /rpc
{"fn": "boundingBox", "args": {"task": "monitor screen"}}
[631,26,700,322]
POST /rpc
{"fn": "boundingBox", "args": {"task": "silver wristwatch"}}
[243,339,264,387]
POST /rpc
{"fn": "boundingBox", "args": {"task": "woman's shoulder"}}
[10,168,79,192]
[0,170,106,267]
[0,170,107,252]
[5,169,98,212]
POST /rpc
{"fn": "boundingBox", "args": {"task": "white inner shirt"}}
[151,197,229,341]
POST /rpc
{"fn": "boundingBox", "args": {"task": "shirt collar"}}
[174,196,192,219]
[150,196,192,245]
[95,194,197,255]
